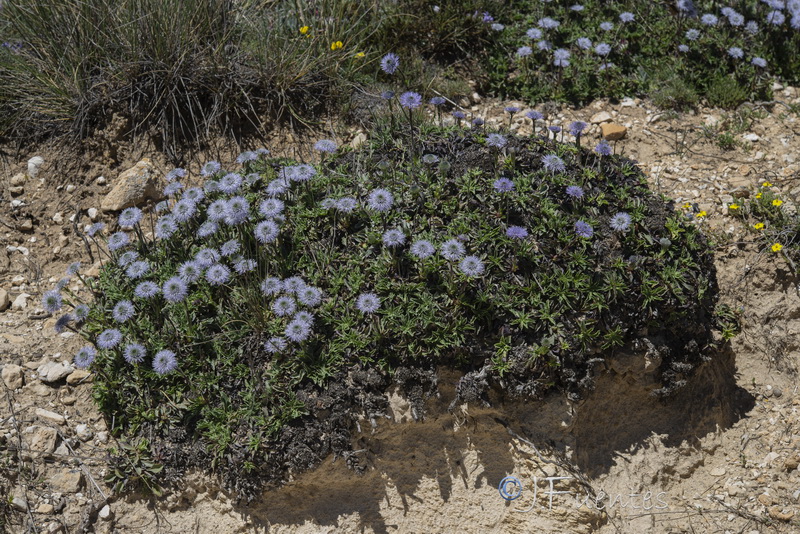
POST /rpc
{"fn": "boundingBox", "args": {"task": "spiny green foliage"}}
[50,109,719,496]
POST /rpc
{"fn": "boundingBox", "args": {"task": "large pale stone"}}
[49,469,83,493]
[2,364,24,389]
[100,159,160,212]
[23,425,58,454]
[37,361,73,383]
[590,111,613,124]
[0,288,9,311]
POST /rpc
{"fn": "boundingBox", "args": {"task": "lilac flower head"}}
[380,53,400,74]
[336,197,358,213]
[566,185,584,199]
[594,141,612,156]
[367,188,394,212]
[568,121,587,137]
[536,40,552,51]
[172,199,197,224]
[41,290,63,313]
[701,14,718,26]
[505,106,520,114]
[314,139,338,153]
[97,328,122,349]
[162,277,188,303]
[726,10,744,26]
[184,187,205,203]
[506,226,528,239]
[220,239,241,257]
[264,337,287,353]
[54,314,74,334]
[685,29,700,40]
[224,196,250,225]
[526,110,544,121]
[541,154,566,173]
[153,350,178,374]
[284,277,306,294]
[285,319,312,342]
[195,248,220,267]
[574,220,594,238]
[298,286,323,307]
[272,296,297,317]
[676,0,697,17]
[727,47,744,59]
[440,239,466,260]
[599,21,614,31]
[619,12,635,23]
[118,207,143,228]
[178,260,203,283]
[482,12,493,23]
[493,177,515,193]
[410,240,435,259]
[218,173,243,194]
[570,4,584,11]
[74,304,90,321]
[356,292,381,314]
[236,151,257,164]
[610,212,632,232]
[381,90,395,100]
[260,277,283,296]
[155,215,178,240]
[452,111,466,120]
[459,256,485,277]
[134,281,160,299]
[576,37,592,50]
[197,221,219,238]
[86,222,105,237]
[767,10,785,24]
[549,125,562,134]
[294,311,315,325]
[107,232,129,251]
[517,46,533,58]
[430,96,446,106]
[752,57,767,68]
[123,343,146,364]
[471,117,484,127]
[382,228,407,247]
[526,28,543,40]
[678,44,689,53]
[538,17,560,29]
[74,346,97,369]
[399,92,422,109]
[113,300,135,323]
[553,48,571,67]
[255,220,280,244]
[492,23,504,31]
[234,259,256,274]
[205,264,231,286]
[163,181,183,196]
[125,260,149,280]
[486,133,507,148]
[595,43,612,56]
[201,161,221,177]
[166,167,187,181]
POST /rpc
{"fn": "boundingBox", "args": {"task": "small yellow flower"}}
[773,199,783,207]
[753,222,764,230]
[696,211,707,218]
[729,203,739,210]
[299,26,309,35]
[762,181,773,187]
[355,52,365,58]
[772,243,783,253]
[755,192,763,199]
[682,202,691,209]
[330,40,343,50]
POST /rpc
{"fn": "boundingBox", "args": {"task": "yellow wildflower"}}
[299,26,310,35]
[753,222,764,230]
[682,202,690,209]
[729,203,739,210]
[773,199,783,207]
[696,211,707,218]
[330,41,343,50]
[762,181,773,187]
[755,192,762,199]
[355,52,365,58]
[772,243,783,253]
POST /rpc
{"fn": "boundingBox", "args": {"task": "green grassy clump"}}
[51,109,719,498]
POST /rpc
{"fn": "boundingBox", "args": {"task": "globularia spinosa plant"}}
[45,98,719,496]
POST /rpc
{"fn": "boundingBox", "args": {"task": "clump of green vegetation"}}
[45,97,720,499]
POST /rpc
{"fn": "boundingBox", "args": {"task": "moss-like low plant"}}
[48,106,720,499]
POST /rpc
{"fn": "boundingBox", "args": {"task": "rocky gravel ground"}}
[2,86,800,532]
